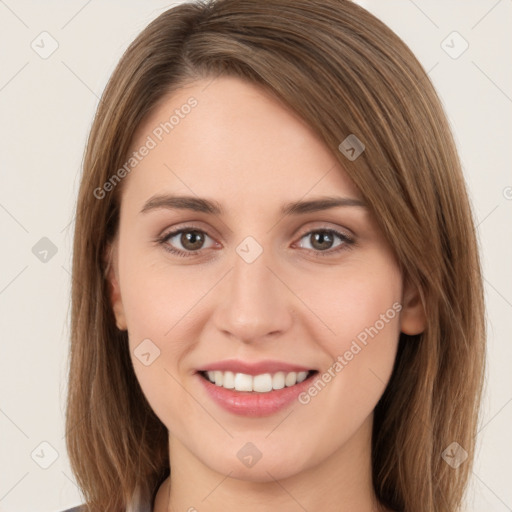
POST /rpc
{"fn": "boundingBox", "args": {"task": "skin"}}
[107,76,426,512]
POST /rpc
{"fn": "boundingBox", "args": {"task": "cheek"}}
[118,246,208,348]
[115,244,198,407]
[307,260,403,406]
[309,260,402,350]
[119,258,205,429]
[291,266,403,454]
[117,248,224,423]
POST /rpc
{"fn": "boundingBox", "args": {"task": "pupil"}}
[183,231,203,250]
[312,231,332,250]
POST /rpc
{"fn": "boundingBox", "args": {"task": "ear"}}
[104,241,127,331]
[400,275,426,335]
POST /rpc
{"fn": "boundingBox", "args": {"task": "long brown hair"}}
[66,1,486,510]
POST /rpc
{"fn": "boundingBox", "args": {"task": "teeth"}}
[222,371,235,389]
[203,370,310,392]
[253,373,272,392]
[296,371,309,383]
[285,372,297,387]
[234,372,253,391]
[272,371,285,390]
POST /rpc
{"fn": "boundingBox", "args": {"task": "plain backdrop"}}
[0,1,510,511]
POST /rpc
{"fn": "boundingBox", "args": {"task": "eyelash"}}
[155,225,355,259]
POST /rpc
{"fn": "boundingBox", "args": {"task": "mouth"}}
[198,369,319,393]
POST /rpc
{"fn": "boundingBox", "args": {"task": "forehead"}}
[122,76,362,211]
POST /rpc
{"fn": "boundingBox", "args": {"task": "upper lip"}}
[196,359,315,376]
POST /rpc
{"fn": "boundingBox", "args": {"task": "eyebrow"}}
[140,194,367,216]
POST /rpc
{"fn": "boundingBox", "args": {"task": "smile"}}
[200,370,317,393]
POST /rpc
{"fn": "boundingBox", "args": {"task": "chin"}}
[198,442,314,483]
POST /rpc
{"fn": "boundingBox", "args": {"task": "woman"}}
[64,0,486,511]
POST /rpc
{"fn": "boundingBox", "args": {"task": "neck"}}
[154,415,387,512]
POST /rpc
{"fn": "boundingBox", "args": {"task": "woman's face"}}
[108,76,423,482]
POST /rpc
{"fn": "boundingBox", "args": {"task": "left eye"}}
[295,229,353,254]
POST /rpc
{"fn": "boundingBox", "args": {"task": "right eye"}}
[157,227,217,257]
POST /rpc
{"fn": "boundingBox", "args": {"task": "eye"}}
[157,226,216,257]
[295,228,354,256]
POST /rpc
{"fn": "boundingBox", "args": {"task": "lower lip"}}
[196,372,318,417]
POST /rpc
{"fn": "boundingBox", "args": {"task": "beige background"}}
[0,1,510,510]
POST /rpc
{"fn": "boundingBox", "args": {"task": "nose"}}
[212,242,293,344]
